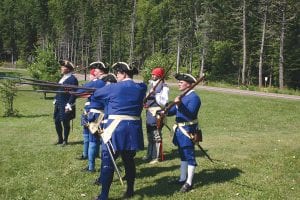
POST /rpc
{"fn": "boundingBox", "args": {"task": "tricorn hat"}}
[102,73,117,83]
[89,61,109,73]
[175,73,197,83]
[59,60,74,71]
[112,62,138,75]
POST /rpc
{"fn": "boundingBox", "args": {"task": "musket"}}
[163,75,205,113]
[18,81,96,91]
[143,63,174,104]
[35,90,93,96]
[157,75,214,163]
[156,75,205,130]
[0,76,59,85]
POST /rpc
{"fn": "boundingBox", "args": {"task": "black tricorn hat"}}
[175,73,197,83]
[112,62,138,75]
[59,60,74,71]
[89,61,109,73]
[102,73,117,83]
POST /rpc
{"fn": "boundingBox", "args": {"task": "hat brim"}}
[175,73,196,83]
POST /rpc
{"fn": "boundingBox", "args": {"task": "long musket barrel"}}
[1,76,59,84]
[35,90,93,95]
[18,81,96,91]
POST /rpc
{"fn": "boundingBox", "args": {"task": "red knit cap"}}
[151,67,164,78]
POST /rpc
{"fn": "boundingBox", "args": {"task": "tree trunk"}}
[129,0,136,65]
[279,1,286,89]
[189,50,192,73]
[200,47,205,77]
[176,40,180,73]
[258,1,268,88]
[242,0,247,85]
[97,26,103,61]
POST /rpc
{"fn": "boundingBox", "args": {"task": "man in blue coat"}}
[53,60,78,146]
[78,61,108,162]
[92,62,147,200]
[164,73,201,193]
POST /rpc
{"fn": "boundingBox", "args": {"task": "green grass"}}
[0,81,299,199]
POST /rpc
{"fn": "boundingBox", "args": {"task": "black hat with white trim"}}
[102,73,117,83]
[59,60,74,71]
[89,61,109,73]
[175,73,197,83]
[112,62,138,75]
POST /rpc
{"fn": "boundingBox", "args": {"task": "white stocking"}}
[179,161,188,181]
[186,165,195,185]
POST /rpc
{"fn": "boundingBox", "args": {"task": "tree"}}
[28,44,60,83]
[0,79,19,117]
[258,0,269,88]
[242,0,247,85]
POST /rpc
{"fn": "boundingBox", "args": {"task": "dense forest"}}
[0,0,299,88]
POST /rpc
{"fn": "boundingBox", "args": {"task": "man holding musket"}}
[143,67,169,164]
[53,60,78,146]
[92,62,147,200]
[161,73,201,193]
[78,61,108,173]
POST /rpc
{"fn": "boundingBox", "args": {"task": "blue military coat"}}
[92,79,147,151]
[79,79,106,112]
[78,79,106,141]
[54,74,78,121]
[168,90,201,148]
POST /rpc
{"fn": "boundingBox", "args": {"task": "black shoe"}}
[81,167,96,173]
[180,183,192,193]
[61,141,68,146]
[55,141,63,145]
[122,191,134,199]
[77,155,88,160]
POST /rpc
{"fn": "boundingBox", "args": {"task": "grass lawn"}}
[0,75,299,199]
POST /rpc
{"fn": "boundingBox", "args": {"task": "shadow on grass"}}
[43,96,55,100]
[138,163,178,179]
[14,113,50,118]
[67,141,83,146]
[135,167,243,198]
[195,167,243,186]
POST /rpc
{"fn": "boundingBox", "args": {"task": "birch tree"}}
[242,0,247,85]
[258,0,268,88]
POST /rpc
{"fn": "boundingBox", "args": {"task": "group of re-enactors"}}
[53,60,201,200]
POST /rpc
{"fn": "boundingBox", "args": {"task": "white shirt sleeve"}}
[155,85,169,107]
